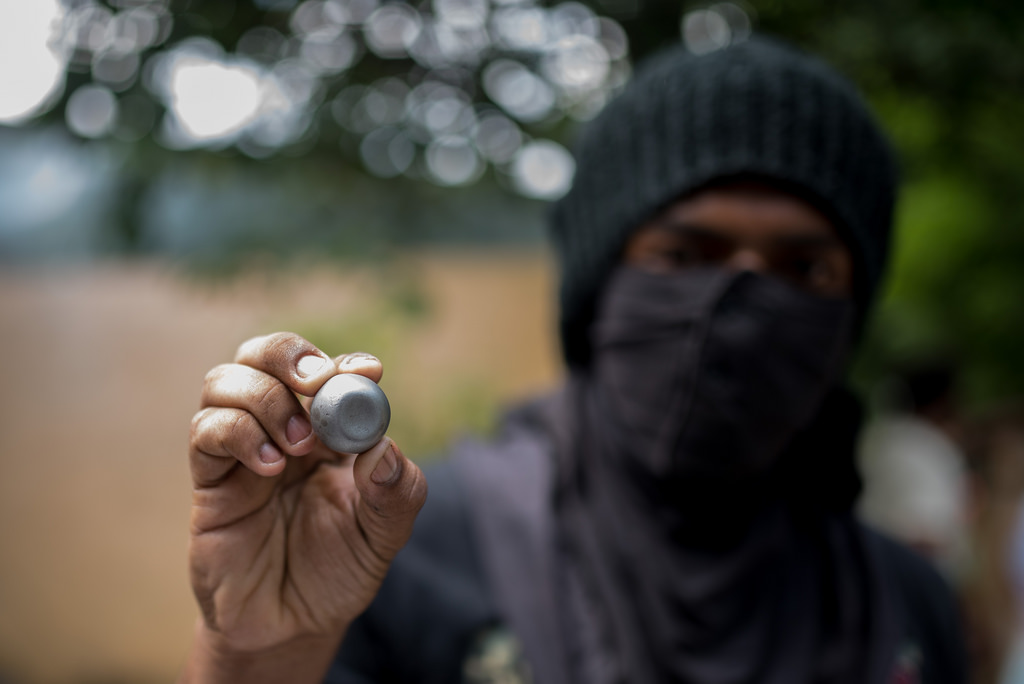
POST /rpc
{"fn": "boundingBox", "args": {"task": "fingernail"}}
[286,414,312,445]
[259,443,283,465]
[260,444,284,464]
[340,353,378,370]
[370,442,400,486]
[297,354,328,378]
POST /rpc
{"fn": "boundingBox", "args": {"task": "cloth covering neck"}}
[456,382,900,684]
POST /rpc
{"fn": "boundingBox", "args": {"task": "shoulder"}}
[326,460,501,684]
[327,392,565,683]
[861,525,969,684]
[864,526,957,625]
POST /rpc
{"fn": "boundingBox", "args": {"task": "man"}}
[180,36,967,683]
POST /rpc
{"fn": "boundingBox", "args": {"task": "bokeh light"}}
[543,34,610,93]
[65,84,118,138]
[0,0,68,124]
[237,26,290,63]
[426,135,482,185]
[360,125,415,177]
[290,0,348,35]
[512,139,574,199]
[682,3,752,55]
[93,50,141,91]
[434,0,488,31]
[364,4,422,59]
[473,111,522,164]
[301,28,360,73]
[483,60,557,123]
[161,49,265,143]
[1,0,638,199]
[492,7,548,51]
[146,40,319,152]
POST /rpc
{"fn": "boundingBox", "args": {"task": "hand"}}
[181,333,427,682]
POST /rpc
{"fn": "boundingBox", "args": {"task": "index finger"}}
[234,332,337,397]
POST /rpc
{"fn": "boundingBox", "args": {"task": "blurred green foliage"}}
[746,0,1024,408]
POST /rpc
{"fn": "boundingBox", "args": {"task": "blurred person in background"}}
[179,36,967,684]
[858,361,971,582]
[959,408,1024,684]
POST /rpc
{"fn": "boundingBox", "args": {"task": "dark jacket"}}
[327,412,967,684]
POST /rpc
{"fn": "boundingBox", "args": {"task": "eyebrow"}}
[654,222,845,250]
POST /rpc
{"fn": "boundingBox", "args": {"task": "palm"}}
[190,445,412,651]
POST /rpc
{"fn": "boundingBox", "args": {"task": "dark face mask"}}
[589,266,853,480]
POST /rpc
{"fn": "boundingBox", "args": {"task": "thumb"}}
[352,437,428,560]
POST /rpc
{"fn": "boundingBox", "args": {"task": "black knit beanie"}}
[550,35,898,368]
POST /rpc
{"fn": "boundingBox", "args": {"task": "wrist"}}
[179,618,346,684]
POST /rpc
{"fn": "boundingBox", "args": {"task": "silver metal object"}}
[310,374,391,453]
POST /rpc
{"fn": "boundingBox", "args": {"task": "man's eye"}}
[633,244,702,272]
[663,236,731,267]
[776,256,835,290]
[662,247,699,266]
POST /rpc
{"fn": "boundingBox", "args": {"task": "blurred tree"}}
[752,0,1024,406]
[2,0,1023,405]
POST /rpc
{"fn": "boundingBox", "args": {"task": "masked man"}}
[181,36,967,684]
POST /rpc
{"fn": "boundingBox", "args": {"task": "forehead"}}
[648,180,842,245]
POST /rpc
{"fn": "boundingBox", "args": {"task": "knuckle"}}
[199,364,241,408]
[253,379,291,416]
[264,332,305,364]
[190,408,209,434]
[189,409,211,445]
[234,334,268,361]
[218,411,251,455]
[201,363,235,393]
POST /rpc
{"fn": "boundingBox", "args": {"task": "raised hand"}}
[181,333,427,683]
